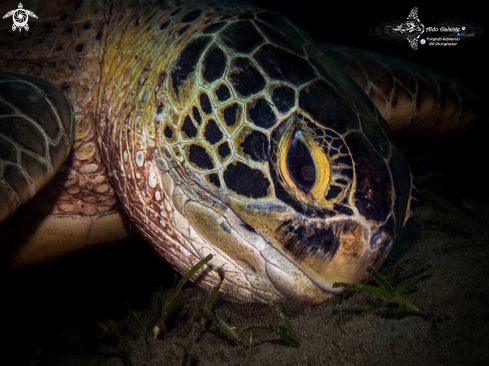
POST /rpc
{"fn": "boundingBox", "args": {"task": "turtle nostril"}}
[371,233,383,247]
[301,166,315,181]
[371,232,392,249]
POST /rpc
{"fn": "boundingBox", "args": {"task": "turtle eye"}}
[286,136,316,192]
[277,125,331,206]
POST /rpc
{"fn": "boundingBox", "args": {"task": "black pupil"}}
[286,135,316,192]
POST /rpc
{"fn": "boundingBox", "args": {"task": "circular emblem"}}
[2,3,38,32]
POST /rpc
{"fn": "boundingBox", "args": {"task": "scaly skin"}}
[322,44,486,137]
[0,0,131,268]
[0,0,111,217]
[0,0,484,303]
[97,0,416,303]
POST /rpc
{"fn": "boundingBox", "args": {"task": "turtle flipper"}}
[322,44,487,137]
[0,73,74,224]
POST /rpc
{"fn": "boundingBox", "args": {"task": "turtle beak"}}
[273,217,375,294]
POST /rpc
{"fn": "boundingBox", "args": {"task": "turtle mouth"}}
[182,198,334,303]
[275,218,342,261]
[271,216,373,293]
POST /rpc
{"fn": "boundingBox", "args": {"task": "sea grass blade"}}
[162,254,213,319]
[174,340,191,366]
[337,313,345,327]
[391,293,419,311]
[241,325,300,349]
[330,290,348,305]
[273,303,298,342]
[198,308,239,341]
[365,297,383,314]
[154,254,213,338]
[174,255,213,298]
[333,282,393,299]
[200,268,224,326]
[367,266,396,295]
[333,281,419,311]
[154,288,192,338]
[397,267,429,295]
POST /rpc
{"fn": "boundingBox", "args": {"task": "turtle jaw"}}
[182,198,333,304]
[232,201,395,301]
[267,215,397,295]
[184,197,394,303]
[273,217,372,294]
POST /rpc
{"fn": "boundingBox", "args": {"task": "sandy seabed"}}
[1,1,488,365]
[1,132,488,366]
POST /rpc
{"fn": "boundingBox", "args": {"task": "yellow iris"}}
[278,123,333,207]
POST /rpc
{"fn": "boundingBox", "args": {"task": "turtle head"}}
[173,57,416,303]
[198,78,417,302]
[153,9,418,304]
[103,6,417,304]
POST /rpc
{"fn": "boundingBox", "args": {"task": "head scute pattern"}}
[98,0,416,304]
[111,2,414,304]
[0,0,418,305]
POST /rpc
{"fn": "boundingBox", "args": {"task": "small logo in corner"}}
[393,7,425,50]
[367,6,483,51]
[3,3,38,32]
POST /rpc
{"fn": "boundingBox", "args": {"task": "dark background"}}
[251,1,487,100]
[0,2,487,365]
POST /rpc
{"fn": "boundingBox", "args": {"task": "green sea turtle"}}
[0,0,485,304]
